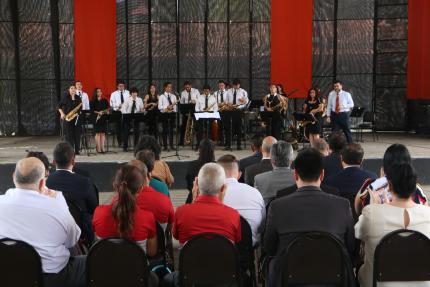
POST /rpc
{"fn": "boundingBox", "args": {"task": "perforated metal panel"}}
[151,23,177,78]
[0,80,18,135]
[179,23,205,78]
[128,24,149,79]
[0,23,15,79]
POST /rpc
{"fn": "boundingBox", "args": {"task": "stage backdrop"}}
[270,0,313,98]
[74,0,116,99]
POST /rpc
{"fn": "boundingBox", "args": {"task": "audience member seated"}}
[218,154,265,246]
[276,181,340,200]
[244,136,277,186]
[264,149,355,286]
[128,159,174,230]
[355,163,430,287]
[0,157,85,287]
[324,143,377,199]
[136,149,170,197]
[135,135,174,187]
[46,142,98,243]
[185,139,215,203]
[26,150,51,177]
[322,132,346,180]
[311,138,330,156]
[355,143,428,216]
[173,162,241,245]
[254,141,295,205]
[93,165,157,256]
[238,134,263,182]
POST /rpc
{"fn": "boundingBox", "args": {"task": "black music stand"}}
[195,111,220,144]
[122,113,146,151]
[293,112,315,149]
[163,101,190,160]
[105,112,120,154]
[79,111,96,156]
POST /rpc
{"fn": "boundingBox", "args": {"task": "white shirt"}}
[122,96,144,114]
[226,88,249,109]
[223,178,266,245]
[0,188,81,273]
[195,93,218,112]
[180,88,200,104]
[110,89,131,111]
[214,89,228,103]
[76,90,90,111]
[326,89,354,117]
[158,92,178,113]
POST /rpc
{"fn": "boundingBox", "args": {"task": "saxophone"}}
[65,103,82,122]
[184,111,194,145]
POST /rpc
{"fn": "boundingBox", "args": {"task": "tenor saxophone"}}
[184,111,194,145]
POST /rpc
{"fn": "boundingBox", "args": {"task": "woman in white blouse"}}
[355,163,430,287]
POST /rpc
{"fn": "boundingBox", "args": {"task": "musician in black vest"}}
[143,83,160,138]
[58,85,82,155]
[158,82,178,151]
[263,84,286,140]
[303,87,324,147]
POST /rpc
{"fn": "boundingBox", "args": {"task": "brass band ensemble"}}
[59,79,354,154]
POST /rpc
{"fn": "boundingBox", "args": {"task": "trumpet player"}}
[58,84,82,155]
[158,82,178,151]
[179,81,199,146]
[195,84,218,145]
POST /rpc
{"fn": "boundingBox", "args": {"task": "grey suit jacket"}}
[254,167,295,205]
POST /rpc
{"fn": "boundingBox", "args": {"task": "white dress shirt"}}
[158,92,178,113]
[195,93,218,112]
[226,88,249,109]
[122,96,144,114]
[180,88,200,104]
[76,90,90,111]
[110,89,131,111]
[223,178,266,245]
[0,188,81,273]
[326,89,354,117]
[214,89,228,103]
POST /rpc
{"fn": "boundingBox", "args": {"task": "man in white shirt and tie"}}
[195,84,218,145]
[224,79,249,150]
[122,87,144,151]
[217,154,265,246]
[75,81,90,111]
[179,81,199,146]
[326,80,354,143]
[110,81,130,146]
[158,82,178,151]
[213,80,228,145]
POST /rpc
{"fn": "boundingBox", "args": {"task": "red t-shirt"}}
[173,195,241,244]
[93,204,156,241]
[136,186,174,225]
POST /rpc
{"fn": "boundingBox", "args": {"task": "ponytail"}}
[386,163,417,199]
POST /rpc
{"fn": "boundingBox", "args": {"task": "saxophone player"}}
[179,81,199,146]
[58,84,82,155]
[195,84,218,145]
[213,80,228,145]
[158,82,178,151]
[262,84,286,139]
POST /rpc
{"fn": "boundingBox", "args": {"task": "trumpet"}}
[65,103,82,122]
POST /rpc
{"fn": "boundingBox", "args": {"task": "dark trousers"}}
[146,111,158,138]
[112,111,122,146]
[196,119,213,146]
[122,118,140,150]
[43,256,86,287]
[161,113,176,148]
[224,111,242,149]
[179,114,188,145]
[65,121,81,154]
[331,112,353,143]
[264,112,281,140]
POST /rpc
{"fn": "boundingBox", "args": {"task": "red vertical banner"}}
[74,0,116,100]
[270,0,313,98]
[407,0,430,100]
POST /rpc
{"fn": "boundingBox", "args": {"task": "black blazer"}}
[322,152,343,180]
[239,152,262,182]
[276,183,340,199]
[324,166,377,197]
[185,160,206,192]
[46,170,98,242]
[244,158,273,186]
[264,186,355,258]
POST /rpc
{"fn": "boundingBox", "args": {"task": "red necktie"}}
[335,92,340,113]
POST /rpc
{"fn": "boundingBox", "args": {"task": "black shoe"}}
[237,146,242,151]
[223,146,231,151]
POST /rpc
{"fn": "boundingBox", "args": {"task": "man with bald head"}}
[0,157,85,287]
[244,136,277,186]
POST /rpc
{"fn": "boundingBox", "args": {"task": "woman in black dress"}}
[91,88,109,153]
[143,84,159,137]
[303,87,324,147]
[58,84,82,154]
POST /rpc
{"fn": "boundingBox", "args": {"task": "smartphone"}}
[369,176,388,191]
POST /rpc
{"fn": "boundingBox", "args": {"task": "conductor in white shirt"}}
[75,80,90,111]
[326,80,354,143]
[225,79,249,150]
[195,84,218,145]
[179,81,199,146]
[110,80,130,146]
[158,82,178,151]
[122,87,144,152]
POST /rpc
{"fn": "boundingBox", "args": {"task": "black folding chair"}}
[373,229,430,287]
[66,199,89,254]
[179,233,242,286]
[0,238,44,287]
[279,232,354,286]
[87,237,150,287]
[237,216,257,286]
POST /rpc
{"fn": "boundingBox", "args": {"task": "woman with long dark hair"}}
[93,165,157,256]
[58,85,82,155]
[144,84,160,138]
[185,139,215,203]
[91,88,109,153]
[303,87,324,146]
